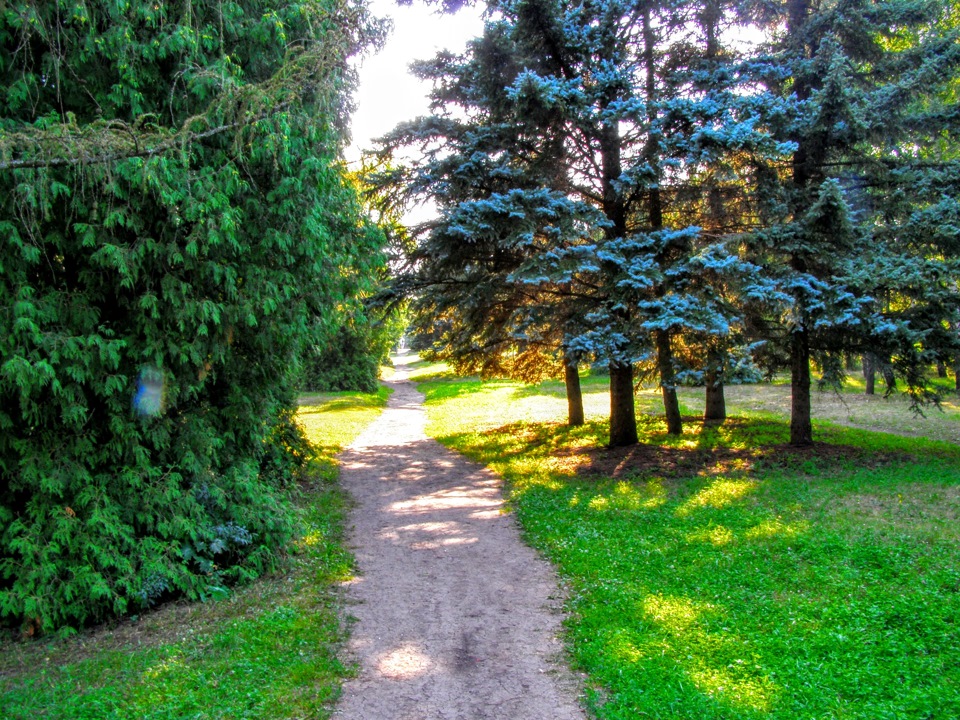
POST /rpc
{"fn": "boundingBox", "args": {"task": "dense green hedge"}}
[0,0,385,633]
[303,307,404,393]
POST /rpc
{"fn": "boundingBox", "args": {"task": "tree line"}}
[377,0,960,447]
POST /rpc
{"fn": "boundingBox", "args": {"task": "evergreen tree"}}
[743,0,960,444]
[377,18,600,427]
[0,0,386,632]
[382,0,769,444]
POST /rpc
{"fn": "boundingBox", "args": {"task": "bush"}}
[0,0,384,633]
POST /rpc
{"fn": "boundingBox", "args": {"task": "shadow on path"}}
[333,352,585,720]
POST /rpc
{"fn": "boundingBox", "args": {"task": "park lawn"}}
[672,375,960,445]
[0,387,389,720]
[419,370,960,720]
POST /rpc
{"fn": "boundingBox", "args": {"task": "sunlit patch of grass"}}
[687,663,778,714]
[686,524,736,546]
[401,356,452,382]
[677,478,757,517]
[743,518,807,541]
[418,372,960,720]
[0,388,389,719]
[643,594,714,632]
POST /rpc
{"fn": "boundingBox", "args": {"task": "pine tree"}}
[0,0,386,632]
[742,0,960,445]
[376,17,601,427]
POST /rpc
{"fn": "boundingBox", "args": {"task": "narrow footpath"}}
[333,352,585,720]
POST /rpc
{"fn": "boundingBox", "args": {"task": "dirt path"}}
[333,352,585,720]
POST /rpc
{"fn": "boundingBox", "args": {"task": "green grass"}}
[419,371,960,720]
[670,375,960,445]
[0,387,390,720]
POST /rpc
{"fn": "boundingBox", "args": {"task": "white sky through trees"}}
[347,0,485,165]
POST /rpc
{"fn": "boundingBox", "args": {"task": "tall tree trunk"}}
[609,361,638,447]
[937,360,947,378]
[598,80,637,447]
[656,330,682,435]
[704,347,726,423]
[955,358,960,393]
[863,353,875,395]
[564,358,584,427]
[790,328,813,446]
[786,0,814,448]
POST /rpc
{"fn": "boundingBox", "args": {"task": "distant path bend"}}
[333,352,585,720]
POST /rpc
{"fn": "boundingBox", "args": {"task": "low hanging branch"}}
[0,108,291,171]
[0,42,346,172]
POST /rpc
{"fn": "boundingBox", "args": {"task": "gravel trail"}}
[333,352,585,720]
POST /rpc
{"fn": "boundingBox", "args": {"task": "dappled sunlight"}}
[643,594,714,633]
[584,480,668,513]
[744,518,807,541]
[142,653,184,681]
[375,642,434,680]
[299,530,326,547]
[684,518,808,546]
[388,484,502,520]
[676,479,756,517]
[379,520,481,550]
[687,662,777,713]
[604,631,668,665]
[685,524,735,546]
[639,594,779,712]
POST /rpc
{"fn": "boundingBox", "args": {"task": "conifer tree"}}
[743,0,960,444]
[383,0,773,444]
[0,0,386,631]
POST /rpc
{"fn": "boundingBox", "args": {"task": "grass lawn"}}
[0,387,389,720]
[418,366,960,719]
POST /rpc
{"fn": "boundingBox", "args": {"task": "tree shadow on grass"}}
[472,416,912,482]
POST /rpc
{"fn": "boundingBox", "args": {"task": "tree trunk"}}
[863,353,875,395]
[882,363,896,392]
[609,361,638,447]
[937,360,947,378]
[564,358,584,427]
[656,330,682,435]
[790,328,813,446]
[955,359,960,393]
[704,359,726,423]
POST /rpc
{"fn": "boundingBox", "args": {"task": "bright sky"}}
[346,0,486,165]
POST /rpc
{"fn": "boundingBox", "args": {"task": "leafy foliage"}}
[0,387,388,718]
[0,0,386,633]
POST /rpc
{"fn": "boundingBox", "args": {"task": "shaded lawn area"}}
[0,387,389,720]
[420,373,960,720]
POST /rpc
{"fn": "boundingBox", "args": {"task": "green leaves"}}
[0,0,386,633]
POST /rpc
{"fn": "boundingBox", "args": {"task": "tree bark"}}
[882,362,896,392]
[609,362,638,447]
[790,328,813,446]
[564,358,584,427]
[655,330,682,435]
[704,349,726,423]
[955,359,960,393]
[863,353,875,395]
[937,360,947,378]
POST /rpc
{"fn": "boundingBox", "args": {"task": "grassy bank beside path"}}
[0,387,389,720]
[418,366,960,720]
